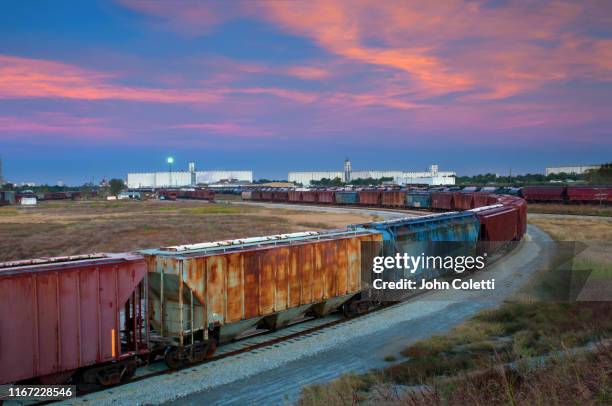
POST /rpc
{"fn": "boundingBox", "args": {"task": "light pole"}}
[167,157,174,187]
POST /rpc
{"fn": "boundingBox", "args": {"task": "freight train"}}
[0,191,525,389]
[243,185,611,206]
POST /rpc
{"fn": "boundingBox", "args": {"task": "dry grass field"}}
[528,203,612,217]
[0,200,374,262]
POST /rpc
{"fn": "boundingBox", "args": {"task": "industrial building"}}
[127,161,252,188]
[545,164,601,176]
[288,161,455,186]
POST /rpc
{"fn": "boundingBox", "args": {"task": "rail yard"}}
[3,2,611,404]
[0,186,528,399]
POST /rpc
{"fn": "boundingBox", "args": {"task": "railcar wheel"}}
[164,348,184,369]
[205,338,217,358]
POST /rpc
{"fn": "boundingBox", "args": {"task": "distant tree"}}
[109,178,125,196]
[350,177,393,186]
[585,163,612,184]
[456,171,589,186]
[311,177,344,187]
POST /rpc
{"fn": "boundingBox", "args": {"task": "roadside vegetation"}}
[0,199,373,261]
[298,217,612,406]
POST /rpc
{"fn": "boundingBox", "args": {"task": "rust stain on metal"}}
[225,253,243,323]
[382,191,406,207]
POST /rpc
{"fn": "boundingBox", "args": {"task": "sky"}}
[1,0,611,184]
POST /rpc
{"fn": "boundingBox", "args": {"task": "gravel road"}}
[60,206,553,406]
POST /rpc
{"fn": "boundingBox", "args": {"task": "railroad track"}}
[44,202,523,404]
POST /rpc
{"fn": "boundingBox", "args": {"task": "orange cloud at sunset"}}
[0,55,220,104]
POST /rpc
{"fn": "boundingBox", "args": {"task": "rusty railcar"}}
[0,254,148,386]
[359,189,383,206]
[454,192,475,210]
[381,190,406,207]
[142,229,382,367]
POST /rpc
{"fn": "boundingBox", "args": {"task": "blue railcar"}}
[335,191,359,205]
[350,212,480,281]
[504,187,521,196]
[480,186,501,193]
[405,191,431,209]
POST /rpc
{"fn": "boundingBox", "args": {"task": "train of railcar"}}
[0,190,526,388]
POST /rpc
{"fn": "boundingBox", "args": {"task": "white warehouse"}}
[127,167,253,188]
[288,162,455,186]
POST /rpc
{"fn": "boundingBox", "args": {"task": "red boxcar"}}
[566,186,612,203]
[496,196,527,239]
[521,186,565,202]
[381,191,406,207]
[272,190,289,202]
[430,192,455,210]
[180,189,215,201]
[454,193,474,210]
[301,191,318,203]
[195,189,215,200]
[158,190,177,200]
[251,190,262,201]
[475,206,518,242]
[316,190,335,204]
[0,254,148,386]
[473,193,492,208]
[359,190,382,206]
[260,190,274,201]
[288,191,302,202]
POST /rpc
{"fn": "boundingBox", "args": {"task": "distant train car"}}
[566,186,611,204]
[179,189,215,201]
[301,190,318,203]
[317,190,335,204]
[472,192,492,208]
[335,191,359,205]
[142,230,382,367]
[241,191,252,200]
[260,190,274,201]
[272,190,289,202]
[0,190,15,206]
[520,186,565,202]
[381,190,406,207]
[0,254,147,386]
[430,192,455,210]
[359,189,383,206]
[158,189,177,201]
[405,191,431,209]
[454,192,474,210]
[288,190,302,202]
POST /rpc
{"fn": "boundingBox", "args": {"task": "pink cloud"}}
[0,55,220,104]
[120,0,612,101]
[0,113,122,141]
